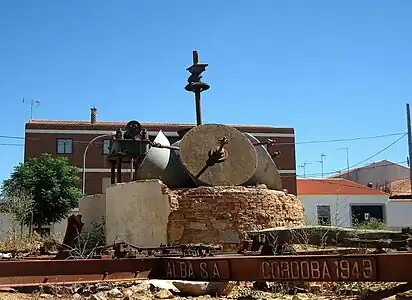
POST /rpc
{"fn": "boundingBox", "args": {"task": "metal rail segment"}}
[1,253,412,287]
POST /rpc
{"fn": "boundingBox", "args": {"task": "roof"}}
[327,160,409,178]
[25,120,294,134]
[297,178,388,196]
[389,179,411,197]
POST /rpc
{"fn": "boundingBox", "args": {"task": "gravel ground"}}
[0,281,409,300]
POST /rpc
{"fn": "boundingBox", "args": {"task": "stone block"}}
[105,180,170,247]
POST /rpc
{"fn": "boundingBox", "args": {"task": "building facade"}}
[329,160,410,189]
[24,112,298,195]
[297,178,412,229]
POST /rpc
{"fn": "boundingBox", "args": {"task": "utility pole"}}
[337,147,350,179]
[299,161,311,178]
[22,98,40,120]
[317,153,327,178]
[406,103,412,194]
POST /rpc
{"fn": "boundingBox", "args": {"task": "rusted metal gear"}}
[179,124,258,186]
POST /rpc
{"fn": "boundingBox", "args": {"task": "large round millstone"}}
[179,124,258,186]
[243,133,282,190]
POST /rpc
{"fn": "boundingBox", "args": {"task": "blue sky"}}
[0,0,411,182]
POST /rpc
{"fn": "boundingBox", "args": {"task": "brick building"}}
[24,110,297,195]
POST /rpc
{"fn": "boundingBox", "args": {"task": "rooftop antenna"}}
[22,97,40,120]
[185,50,210,125]
[337,147,350,179]
[299,161,311,178]
[316,153,327,178]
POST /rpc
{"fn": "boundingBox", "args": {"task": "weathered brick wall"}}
[165,186,304,249]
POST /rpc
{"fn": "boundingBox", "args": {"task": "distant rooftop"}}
[25,120,294,133]
[328,159,409,178]
[297,178,388,196]
[389,178,411,198]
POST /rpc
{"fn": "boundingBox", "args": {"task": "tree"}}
[3,191,34,237]
[2,153,83,230]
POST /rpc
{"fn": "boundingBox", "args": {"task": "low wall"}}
[386,199,412,229]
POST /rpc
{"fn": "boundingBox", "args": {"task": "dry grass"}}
[0,233,63,254]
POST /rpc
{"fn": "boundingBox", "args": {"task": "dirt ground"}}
[0,281,411,300]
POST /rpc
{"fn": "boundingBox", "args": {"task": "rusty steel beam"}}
[0,258,155,287]
[2,253,412,287]
[151,253,412,282]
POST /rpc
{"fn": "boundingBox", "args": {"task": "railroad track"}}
[1,240,412,287]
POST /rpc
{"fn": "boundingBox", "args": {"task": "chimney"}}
[90,107,97,124]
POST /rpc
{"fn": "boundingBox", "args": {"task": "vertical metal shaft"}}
[192,50,199,64]
[195,92,202,126]
[110,160,116,184]
[185,50,209,126]
[30,100,34,120]
[130,159,134,181]
[193,51,202,125]
[117,158,122,183]
[406,104,412,194]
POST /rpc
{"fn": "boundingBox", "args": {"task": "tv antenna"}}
[299,161,311,178]
[22,98,41,120]
[316,153,327,178]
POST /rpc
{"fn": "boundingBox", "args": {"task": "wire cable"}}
[295,160,408,178]
[0,131,407,147]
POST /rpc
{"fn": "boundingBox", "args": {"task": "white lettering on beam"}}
[166,261,223,280]
[260,259,374,281]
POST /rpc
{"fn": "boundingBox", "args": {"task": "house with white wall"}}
[297,178,412,229]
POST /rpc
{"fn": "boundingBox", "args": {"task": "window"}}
[56,139,72,154]
[351,205,384,226]
[103,139,111,155]
[317,205,331,226]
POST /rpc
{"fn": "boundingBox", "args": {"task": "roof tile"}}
[25,120,295,134]
[389,179,410,197]
[297,178,388,196]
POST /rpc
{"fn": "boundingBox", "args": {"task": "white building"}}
[329,160,409,189]
[297,178,412,229]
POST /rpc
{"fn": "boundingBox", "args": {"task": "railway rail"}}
[1,225,411,287]
[1,251,412,287]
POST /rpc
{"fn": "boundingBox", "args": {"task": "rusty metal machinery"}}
[106,51,283,189]
[108,120,151,184]
[108,121,179,185]
[185,50,210,126]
